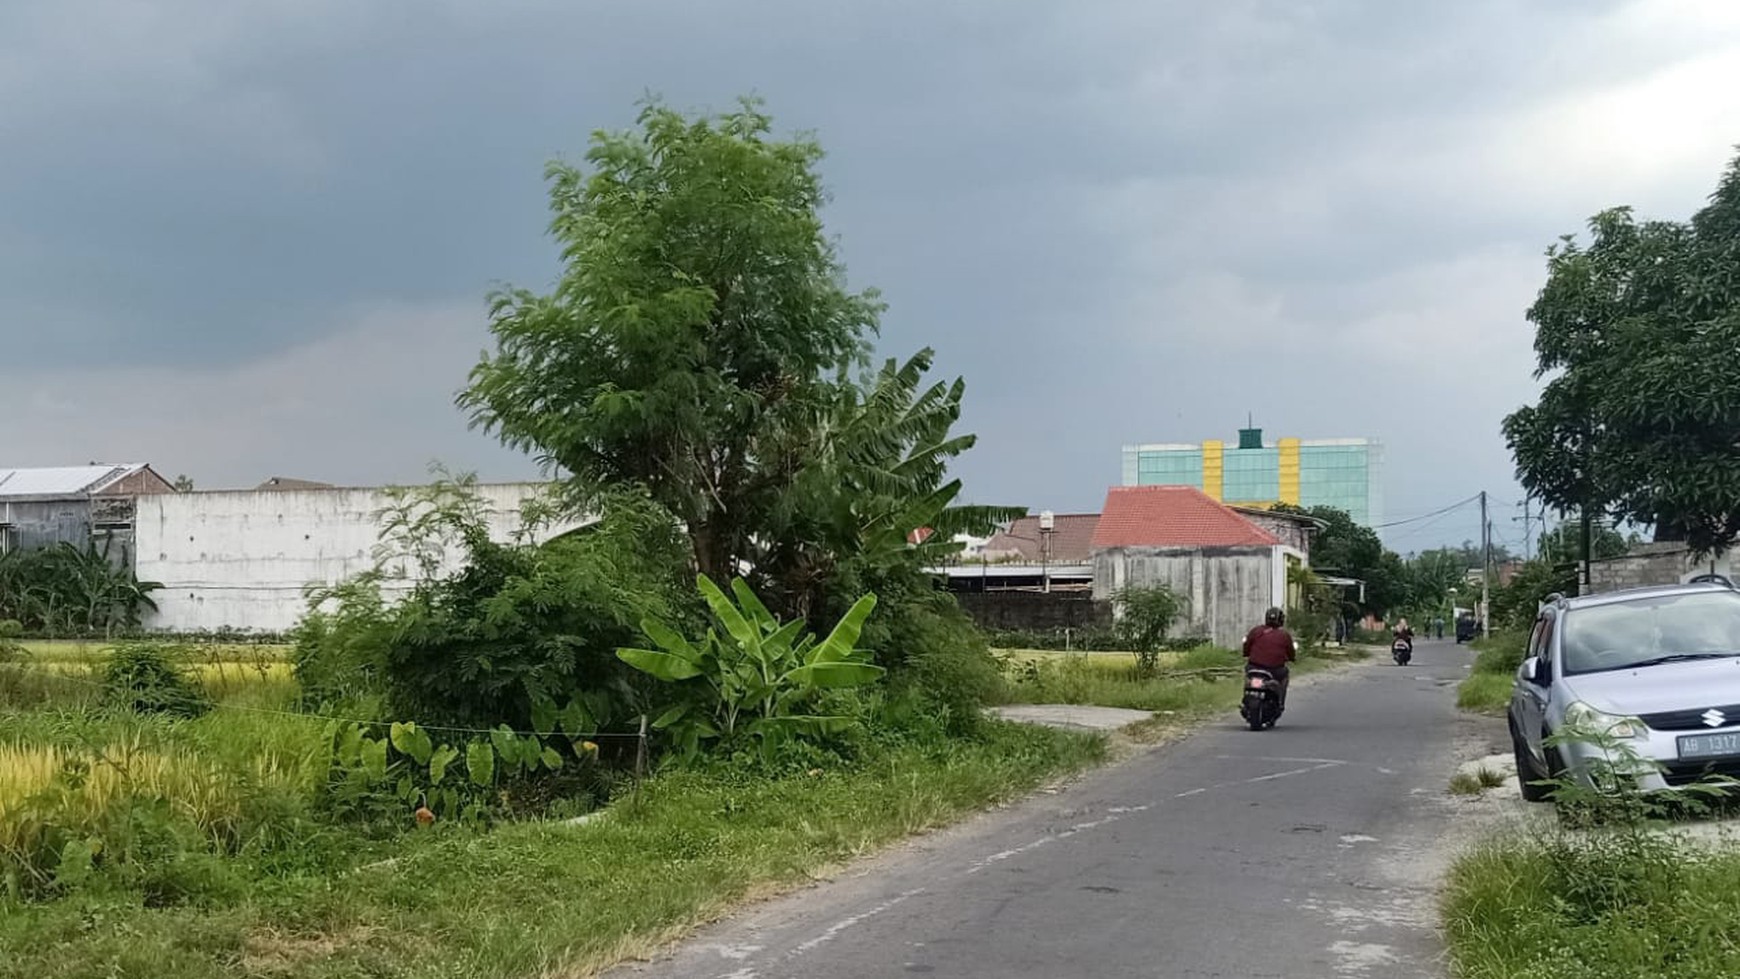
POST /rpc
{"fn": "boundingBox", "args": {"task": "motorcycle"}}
[1240,667,1282,730]
[1391,637,1413,666]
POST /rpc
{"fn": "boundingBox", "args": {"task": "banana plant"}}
[617,575,881,758]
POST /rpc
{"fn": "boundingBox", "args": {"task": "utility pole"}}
[1480,491,1491,639]
[1521,498,1533,561]
[1581,506,1594,594]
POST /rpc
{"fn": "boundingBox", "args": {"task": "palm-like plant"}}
[0,540,162,636]
[755,348,1022,623]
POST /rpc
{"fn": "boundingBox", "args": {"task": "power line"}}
[1374,495,1482,530]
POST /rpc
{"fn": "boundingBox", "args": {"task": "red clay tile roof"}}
[1090,486,1280,549]
[983,513,1100,563]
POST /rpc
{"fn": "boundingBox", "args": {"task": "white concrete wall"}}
[134,483,588,634]
[1092,546,1277,648]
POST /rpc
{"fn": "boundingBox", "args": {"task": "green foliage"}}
[0,719,1100,979]
[1286,563,1338,652]
[460,97,882,585]
[757,349,1022,622]
[455,98,1012,735]
[1456,672,1513,714]
[1489,559,1575,631]
[318,719,606,828]
[292,475,692,734]
[0,620,24,665]
[1445,718,1740,979]
[291,573,395,715]
[0,541,164,637]
[1472,630,1529,676]
[617,576,883,763]
[1111,584,1184,677]
[1537,521,1632,565]
[384,500,689,733]
[1457,630,1528,713]
[101,643,211,718]
[1271,504,1407,616]
[1505,151,1740,555]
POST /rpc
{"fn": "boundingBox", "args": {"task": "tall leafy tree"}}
[1272,504,1408,616]
[1504,152,1740,555]
[461,98,882,584]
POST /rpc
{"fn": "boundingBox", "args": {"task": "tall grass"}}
[1445,834,1740,977]
[0,720,1101,979]
[0,704,328,894]
[1457,631,1526,714]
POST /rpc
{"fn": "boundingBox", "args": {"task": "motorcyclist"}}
[1393,617,1415,647]
[1242,607,1298,712]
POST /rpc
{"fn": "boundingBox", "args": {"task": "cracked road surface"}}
[609,641,1486,978]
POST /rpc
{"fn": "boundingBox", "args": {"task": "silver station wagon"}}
[1510,578,1740,799]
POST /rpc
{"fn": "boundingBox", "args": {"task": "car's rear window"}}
[1562,590,1740,675]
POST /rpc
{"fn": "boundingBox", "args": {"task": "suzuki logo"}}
[1703,709,1727,728]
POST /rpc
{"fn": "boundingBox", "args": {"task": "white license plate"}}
[1677,732,1740,759]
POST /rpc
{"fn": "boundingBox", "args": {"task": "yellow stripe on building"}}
[1201,440,1224,501]
[1278,437,1301,505]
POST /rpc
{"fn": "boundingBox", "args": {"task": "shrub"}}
[1112,585,1185,677]
[384,498,691,733]
[292,573,396,715]
[101,643,210,718]
[1472,630,1528,676]
[618,575,883,764]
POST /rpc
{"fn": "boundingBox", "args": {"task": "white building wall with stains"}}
[134,484,587,634]
[1092,545,1287,648]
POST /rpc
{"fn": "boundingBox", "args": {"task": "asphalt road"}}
[612,640,1490,979]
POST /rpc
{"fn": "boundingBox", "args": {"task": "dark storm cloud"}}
[1,0,1736,541]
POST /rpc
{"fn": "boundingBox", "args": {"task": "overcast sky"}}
[4,0,1738,551]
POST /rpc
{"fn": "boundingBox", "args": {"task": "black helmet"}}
[1264,607,1285,627]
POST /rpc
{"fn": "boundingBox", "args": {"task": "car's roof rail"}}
[1688,573,1736,589]
[1540,591,1568,608]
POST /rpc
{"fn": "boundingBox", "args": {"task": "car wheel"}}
[1514,726,1552,803]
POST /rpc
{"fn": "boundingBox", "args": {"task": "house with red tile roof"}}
[1090,486,1308,647]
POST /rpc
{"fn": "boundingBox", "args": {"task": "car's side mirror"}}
[1521,656,1549,686]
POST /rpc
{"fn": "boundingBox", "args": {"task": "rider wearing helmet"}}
[1243,607,1298,712]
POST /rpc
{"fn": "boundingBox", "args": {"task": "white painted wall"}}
[1092,546,1278,648]
[134,484,588,634]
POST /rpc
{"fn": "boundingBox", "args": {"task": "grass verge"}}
[1444,831,1740,977]
[997,645,1369,715]
[1456,631,1525,715]
[0,720,1101,979]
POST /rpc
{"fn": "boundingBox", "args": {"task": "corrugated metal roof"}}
[0,464,146,499]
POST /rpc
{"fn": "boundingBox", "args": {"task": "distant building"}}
[1121,426,1383,526]
[1091,485,1306,648]
[256,476,336,491]
[981,513,1100,565]
[0,464,175,556]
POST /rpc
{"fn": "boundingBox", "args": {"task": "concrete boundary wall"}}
[134,484,586,633]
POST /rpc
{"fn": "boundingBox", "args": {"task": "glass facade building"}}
[1121,429,1382,526]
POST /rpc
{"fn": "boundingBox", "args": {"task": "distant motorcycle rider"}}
[1243,607,1298,712]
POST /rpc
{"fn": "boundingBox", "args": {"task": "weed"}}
[1448,772,1484,796]
[1444,718,1740,977]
